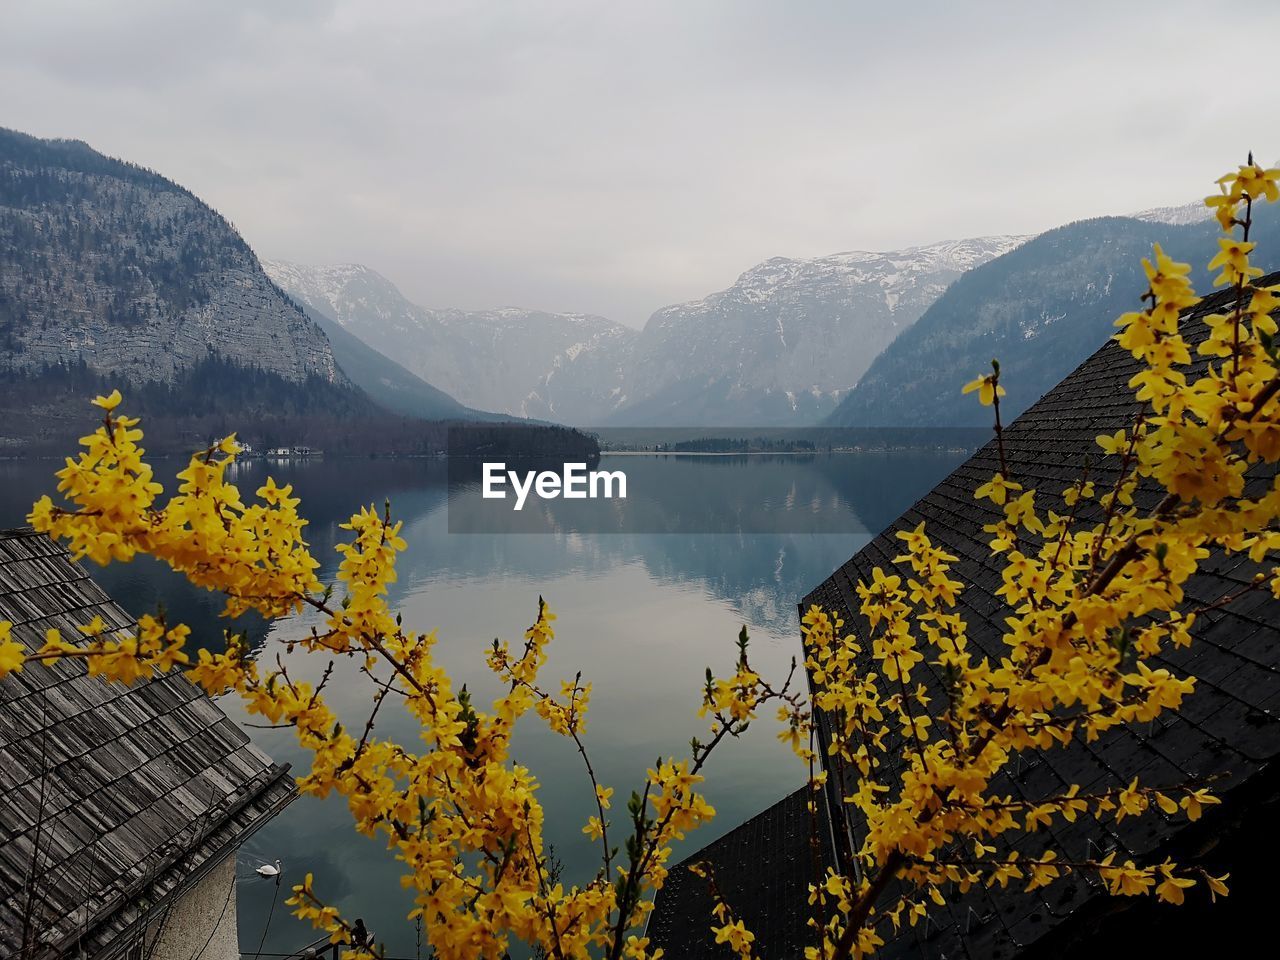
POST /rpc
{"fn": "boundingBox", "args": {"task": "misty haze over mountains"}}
[263,260,634,426]
[4,124,1258,442]
[266,236,1027,426]
[262,191,1229,430]
[267,184,1258,431]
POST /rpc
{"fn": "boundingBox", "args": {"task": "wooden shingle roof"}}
[0,528,296,960]
[651,275,1280,958]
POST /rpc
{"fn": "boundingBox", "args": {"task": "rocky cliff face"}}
[0,128,342,386]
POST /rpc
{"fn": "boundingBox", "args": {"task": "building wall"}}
[147,854,240,960]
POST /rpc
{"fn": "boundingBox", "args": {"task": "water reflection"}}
[0,451,964,955]
[447,449,973,535]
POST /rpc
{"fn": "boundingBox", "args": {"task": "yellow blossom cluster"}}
[687,861,759,960]
[0,390,804,960]
[37,614,191,683]
[766,159,1280,959]
[27,389,321,619]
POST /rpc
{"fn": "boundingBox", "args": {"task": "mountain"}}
[826,205,1280,428]
[287,298,495,421]
[1131,200,1215,227]
[0,127,342,388]
[268,237,1024,427]
[1131,162,1277,227]
[608,237,1026,425]
[0,127,526,456]
[263,261,635,422]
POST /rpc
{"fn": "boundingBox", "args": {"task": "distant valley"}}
[268,196,1269,433]
[266,235,1026,427]
[264,260,633,426]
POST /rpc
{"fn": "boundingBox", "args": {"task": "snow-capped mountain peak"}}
[606,235,1027,425]
[1129,201,1214,227]
[709,235,1027,309]
[266,233,1028,427]
[1131,163,1280,227]
[261,260,391,324]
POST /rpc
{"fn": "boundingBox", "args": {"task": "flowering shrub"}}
[790,159,1280,958]
[0,160,1277,959]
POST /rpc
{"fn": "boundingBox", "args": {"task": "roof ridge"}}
[0,532,297,958]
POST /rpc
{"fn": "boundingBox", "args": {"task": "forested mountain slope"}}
[826,208,1280,427]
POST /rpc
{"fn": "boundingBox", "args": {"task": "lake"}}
[0,449,969,956]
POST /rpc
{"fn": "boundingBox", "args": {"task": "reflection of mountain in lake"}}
[448,454,870,535]
[446,449,973,537]
[2,452,968,641]
[630,532,863,634]
[257,453,967,636]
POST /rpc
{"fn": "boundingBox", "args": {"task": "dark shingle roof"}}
[651,275,1280,957]
[0,528,296,960]
[798,277,1280,958]
[648,787,834,959]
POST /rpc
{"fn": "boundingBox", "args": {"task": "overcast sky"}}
[4,0,1278,327]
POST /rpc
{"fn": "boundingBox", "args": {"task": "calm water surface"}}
[0,451,965,956]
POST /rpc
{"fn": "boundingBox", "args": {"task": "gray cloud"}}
[3,0,1276,326]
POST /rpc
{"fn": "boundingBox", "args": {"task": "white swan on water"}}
[255,859,281,878]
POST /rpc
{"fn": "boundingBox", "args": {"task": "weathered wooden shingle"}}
[0,528,296,960]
